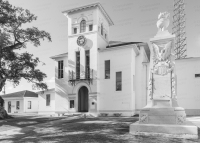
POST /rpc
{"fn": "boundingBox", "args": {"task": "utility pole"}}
[172,0,187,59]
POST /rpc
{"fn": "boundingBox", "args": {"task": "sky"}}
[1,0,200,94]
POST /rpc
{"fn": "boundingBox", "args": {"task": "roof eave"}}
[99,43,139,52]
[50,53,68,59]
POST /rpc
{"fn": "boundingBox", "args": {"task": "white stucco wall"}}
[135,47,149,112]
[54,56,69,113]
[176,58,200,115]
[98,46,135,116]
[24,97,38,113]
[38,90,55,114]
[55,88,69,113]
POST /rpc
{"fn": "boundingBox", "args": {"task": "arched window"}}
[80,20,86,33]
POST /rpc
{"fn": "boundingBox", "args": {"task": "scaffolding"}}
[172,0,187,59]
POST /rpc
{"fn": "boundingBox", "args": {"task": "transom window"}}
[80,20,86,33]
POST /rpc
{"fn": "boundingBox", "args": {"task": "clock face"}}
[77,35,87,46]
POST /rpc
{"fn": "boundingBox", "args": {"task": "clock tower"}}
[62,2,114,113]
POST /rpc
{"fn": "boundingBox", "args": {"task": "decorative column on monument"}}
[130,12,198,138]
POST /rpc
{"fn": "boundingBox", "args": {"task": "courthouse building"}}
[41,2,200,116]
[46,2,149,116]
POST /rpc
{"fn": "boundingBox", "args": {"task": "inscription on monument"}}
[153,72,171,98]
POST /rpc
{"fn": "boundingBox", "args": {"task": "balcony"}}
[68,69,94,86]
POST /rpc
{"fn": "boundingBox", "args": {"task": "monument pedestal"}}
[130,122,198,139]
[130,99,198,139]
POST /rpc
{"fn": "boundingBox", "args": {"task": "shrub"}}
[0,106,8,119]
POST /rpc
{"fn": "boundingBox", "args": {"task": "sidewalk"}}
[187,116,200,128]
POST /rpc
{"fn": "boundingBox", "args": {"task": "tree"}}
[0,0,51,92]
[0,96,4,107]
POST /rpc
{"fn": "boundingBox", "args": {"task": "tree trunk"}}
[0,79,6,92]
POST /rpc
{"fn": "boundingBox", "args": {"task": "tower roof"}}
[62,2,114,26]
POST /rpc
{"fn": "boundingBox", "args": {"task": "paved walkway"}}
[188,116,200,127]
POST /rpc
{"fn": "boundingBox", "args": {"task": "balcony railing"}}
[68,69,93,86]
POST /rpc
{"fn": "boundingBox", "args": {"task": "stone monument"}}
[130,12,198,138]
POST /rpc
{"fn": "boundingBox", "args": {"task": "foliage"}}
[0,0,51,91]
[0,106,8,119]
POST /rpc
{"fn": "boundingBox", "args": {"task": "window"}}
[46,94,50,106]
[28,101,31,109]
[76,51,80,79]
[101,23,103,35]
[58,60,64,79]
[195,74,200,78]
[80,20,86,33]
[116,72,122,91]
[85,50,90,79]
[89,25,93,31]
[133,75,135,91]
[98,26,100,32]
[70,100,74,108]
[73,28,77,34]
[105,60,110,79]
[16,101,20,110]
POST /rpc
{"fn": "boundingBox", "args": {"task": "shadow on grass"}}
[0,117,200,143]
[0,115,66,132]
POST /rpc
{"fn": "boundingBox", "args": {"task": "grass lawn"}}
[0,115,200,143]
[0,114,66,132]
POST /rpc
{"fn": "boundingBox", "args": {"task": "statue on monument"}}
[157,12,170,32]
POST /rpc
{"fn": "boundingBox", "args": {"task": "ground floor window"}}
[116,71,122,91]
[46,94,50,106]
[16,101,20,110]
[70,100,74,108]
[195,74,200,78]
[28,101,31,109]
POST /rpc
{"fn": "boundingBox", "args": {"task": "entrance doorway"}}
[78,86,88,112]
[8,101,11,113]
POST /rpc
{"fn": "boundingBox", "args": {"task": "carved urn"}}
[156,12,170,31]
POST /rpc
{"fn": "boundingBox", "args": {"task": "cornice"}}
[62,2,114,26]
